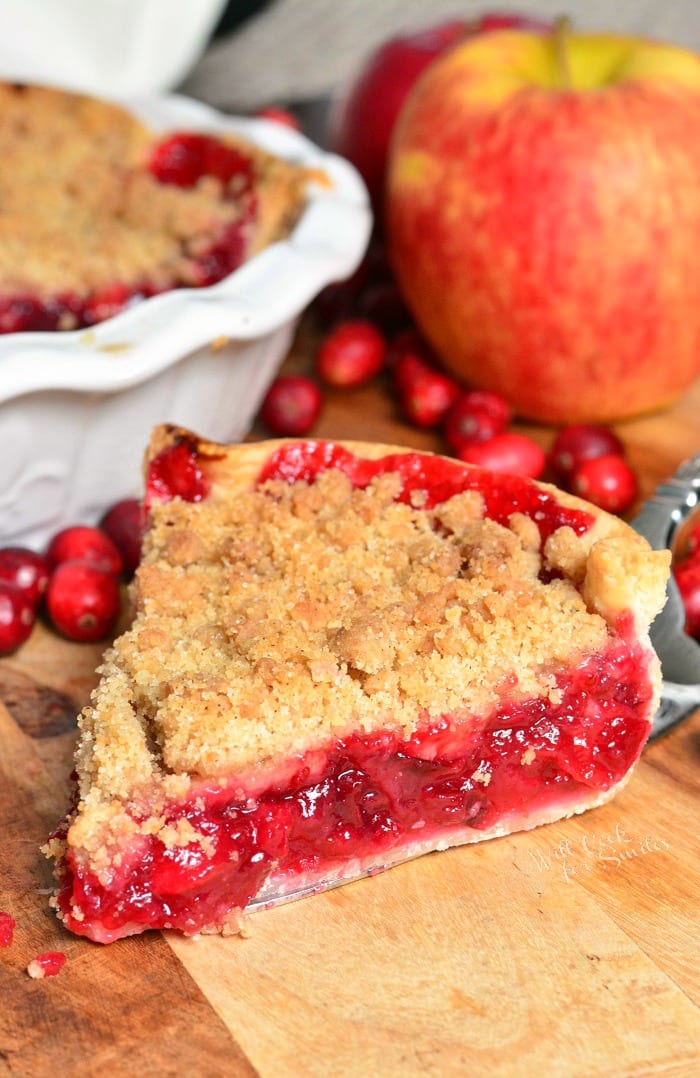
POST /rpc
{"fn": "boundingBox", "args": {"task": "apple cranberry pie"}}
[45,428,669,943]
[0,83,314,333]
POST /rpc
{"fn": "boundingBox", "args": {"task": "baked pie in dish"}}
[45,428,670,943]
[0,83,314,334]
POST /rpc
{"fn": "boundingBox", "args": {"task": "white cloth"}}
[0,0,226,97]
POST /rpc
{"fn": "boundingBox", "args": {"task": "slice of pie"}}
[45,427,670,943]
[0,83,315,333]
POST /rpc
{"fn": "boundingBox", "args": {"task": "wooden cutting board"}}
[2,321,700,1076]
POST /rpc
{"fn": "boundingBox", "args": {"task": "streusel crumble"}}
[45,428,670,943]
[0,83,314,332]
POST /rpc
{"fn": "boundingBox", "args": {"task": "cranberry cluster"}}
[547,425,637,512]
[0,500,142,656]
[257,237,639,514]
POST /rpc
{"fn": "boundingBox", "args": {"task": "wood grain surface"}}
[1,316,699,1077]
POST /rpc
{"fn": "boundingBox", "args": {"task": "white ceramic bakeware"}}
[0,91,371,549]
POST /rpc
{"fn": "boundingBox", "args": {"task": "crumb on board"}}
[26,952,67,979]
[0,911,15,947]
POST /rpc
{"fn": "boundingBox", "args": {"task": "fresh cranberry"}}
[548,424,624,484]
[392,344,463,429]
[46,526,123,577]
[393,346,430,391]
[444,390,512,453]
[27,951,66,978]
[0,547,50,607]
[0,911,15,947]
[99,500,143,577]
[446,408,503,452]
[571,455,638,514]
[396,364,461,426]
[674,558,700,639]
[316,320,387,388]
[0,582,35,655]
[46,561,121,643]
[260,375,323,436]
[255,105,301,129]
[457,433,546,479]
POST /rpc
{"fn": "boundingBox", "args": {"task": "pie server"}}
[630,450,700,740]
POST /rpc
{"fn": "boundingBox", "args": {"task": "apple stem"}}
[552,16,572,89]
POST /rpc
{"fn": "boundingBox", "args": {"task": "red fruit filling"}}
[149,133,254,194]
[147,439,209,507]
[54,631,653,943]
[258,442,594,541]
[53,442,653,944]
[0,133,256,334]
[27,951,66,978]
[0,910,15,946]
[148,440,594,541]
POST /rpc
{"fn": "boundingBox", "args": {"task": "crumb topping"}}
[73,462,626,808]
[0,83,309,298]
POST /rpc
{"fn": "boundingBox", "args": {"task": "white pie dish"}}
[0,91,371,550]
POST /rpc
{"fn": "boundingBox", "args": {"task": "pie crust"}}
[0,83,314,332]
[45,427,670,943]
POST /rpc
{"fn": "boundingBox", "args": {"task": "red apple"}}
[387,26,700,424]
[328,13,550,213]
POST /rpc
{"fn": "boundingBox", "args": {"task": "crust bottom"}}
[204,775,636,932]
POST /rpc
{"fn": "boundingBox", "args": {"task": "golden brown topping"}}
[0,83,310,299]
[75,456,635,805]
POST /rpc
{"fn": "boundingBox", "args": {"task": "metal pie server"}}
[630,451,700,739]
